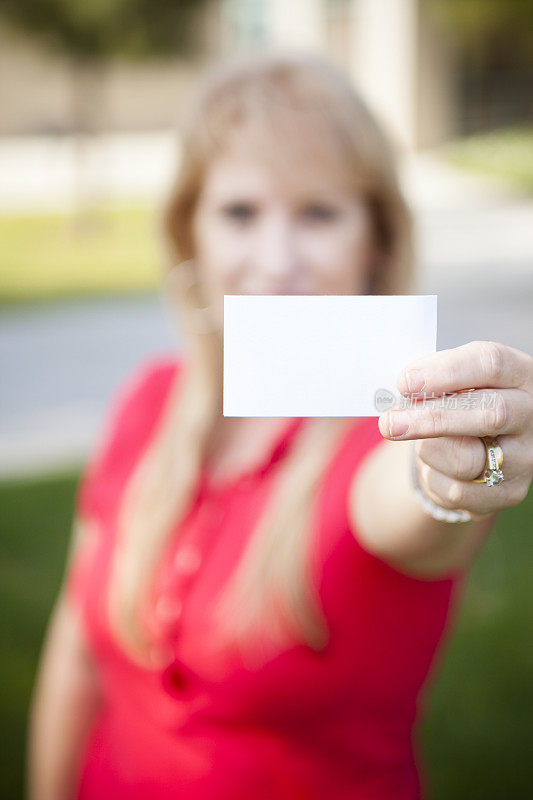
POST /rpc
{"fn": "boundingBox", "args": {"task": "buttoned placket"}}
[149,488,233,670]
[152,418,305,673]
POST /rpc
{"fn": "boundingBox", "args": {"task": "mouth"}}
[244,287,309,295]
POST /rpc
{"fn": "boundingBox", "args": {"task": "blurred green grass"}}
[440,125,533,194]
[0,471,532,798]
[0,202,163,304]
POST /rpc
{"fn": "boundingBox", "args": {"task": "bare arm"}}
[26,588,103,800]
[349,438,499,578]
[348,341,533,579]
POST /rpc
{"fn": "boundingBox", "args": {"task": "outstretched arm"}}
[348,340,533,578]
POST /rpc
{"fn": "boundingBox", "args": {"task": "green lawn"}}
[440,125,533,194]
[0,471,532,798]
[0,202,164,304]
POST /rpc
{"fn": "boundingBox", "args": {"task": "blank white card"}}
[223,295,437,417]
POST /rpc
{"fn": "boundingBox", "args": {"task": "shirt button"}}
[156,594,182,621]
[173,545,202,573]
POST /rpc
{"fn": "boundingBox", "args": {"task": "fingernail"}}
[388,410,410,438]
[404,369,426,394]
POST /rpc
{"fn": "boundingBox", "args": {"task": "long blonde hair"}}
[84,51,415,669]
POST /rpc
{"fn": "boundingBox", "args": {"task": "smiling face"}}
[191,134,377,333]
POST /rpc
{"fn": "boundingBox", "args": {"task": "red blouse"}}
[65,354,466,800]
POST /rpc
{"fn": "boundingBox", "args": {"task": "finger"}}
[396,340,533,398]
[415,434,528,482]
[417,460,530,516]
[378,388,530,440]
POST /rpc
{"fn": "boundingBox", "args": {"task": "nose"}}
[252,211,300,290]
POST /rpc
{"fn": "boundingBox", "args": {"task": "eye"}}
[221,202,256,222]
[300,203,339,222]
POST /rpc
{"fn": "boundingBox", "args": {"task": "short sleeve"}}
[63,353,182,612]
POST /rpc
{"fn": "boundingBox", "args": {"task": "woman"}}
[27,51,533,800]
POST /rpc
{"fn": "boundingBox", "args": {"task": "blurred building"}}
[0,0,529,151]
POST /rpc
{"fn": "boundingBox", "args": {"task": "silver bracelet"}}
[410,442,473,523]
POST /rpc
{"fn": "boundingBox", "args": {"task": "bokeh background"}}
[0,1,532,797]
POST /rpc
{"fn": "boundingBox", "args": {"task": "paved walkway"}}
[1,133,531,477]
[0,294,181,477]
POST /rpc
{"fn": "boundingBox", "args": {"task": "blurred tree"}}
[0,0,210,222]
[428,0,533,132]
[0,0,208,61]
[429,0,533,66]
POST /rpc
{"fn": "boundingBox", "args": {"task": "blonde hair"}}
[83,51,415,669]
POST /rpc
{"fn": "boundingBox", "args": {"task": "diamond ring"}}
[472,436,504,486]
